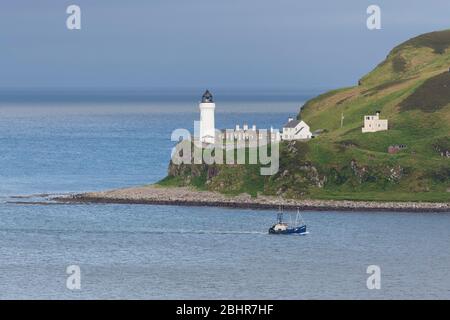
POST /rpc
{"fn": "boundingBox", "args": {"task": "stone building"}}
[362,111,388,133]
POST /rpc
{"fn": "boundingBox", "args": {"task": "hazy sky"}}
[0,0,449,91]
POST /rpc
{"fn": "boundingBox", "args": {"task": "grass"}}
[360,29,450,87]
[399,71,450,112]
[157,176,185,187]
[392,55,407,73]
[161,29,450,203]
[361,78,411,96]
[399,29,450,54]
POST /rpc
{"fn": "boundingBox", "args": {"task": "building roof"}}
[283,119,301,128]
[202,90,214,103]
[219,128,278,134]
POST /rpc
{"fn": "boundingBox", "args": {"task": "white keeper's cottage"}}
[282,117,312,140]
[218,124,281,144]
[362,111,388,133]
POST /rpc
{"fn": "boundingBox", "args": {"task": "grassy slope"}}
[299,30,450,201]
[160,30,450,202]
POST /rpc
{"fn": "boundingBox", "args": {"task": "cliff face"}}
[163,141,327,198]
[160,30,450,202]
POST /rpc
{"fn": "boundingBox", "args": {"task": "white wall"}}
[362,118,388,133]
[199,102,216,143]
[282,121,312,140]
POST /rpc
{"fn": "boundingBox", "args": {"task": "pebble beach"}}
[56,185,450,213]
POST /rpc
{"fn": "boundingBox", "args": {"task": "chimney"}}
[236,124,240,131]
[288,117,294,122]
[252,124,256,131]
[243,123,248,131]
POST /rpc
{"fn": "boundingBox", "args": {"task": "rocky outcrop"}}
[165,142,414,198]
[350,159,404,183]
[433,142,450,158]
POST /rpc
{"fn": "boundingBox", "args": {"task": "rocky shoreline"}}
[54,185,450,213]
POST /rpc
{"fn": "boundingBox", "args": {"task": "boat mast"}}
[277,204,283,224]
[296,207,305,226]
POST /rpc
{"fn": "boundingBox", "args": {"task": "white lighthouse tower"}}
[199,90,216,144]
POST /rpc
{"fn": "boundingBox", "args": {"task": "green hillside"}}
[161,30,450,202]
[298,29,450,201]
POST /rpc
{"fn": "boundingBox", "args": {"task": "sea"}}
[0,92,449,299]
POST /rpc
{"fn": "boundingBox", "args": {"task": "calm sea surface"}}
[0,100,449,299]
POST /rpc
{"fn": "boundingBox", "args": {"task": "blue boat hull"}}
[268,225,307,235]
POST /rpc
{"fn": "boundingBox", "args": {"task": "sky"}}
[0,0,449,92]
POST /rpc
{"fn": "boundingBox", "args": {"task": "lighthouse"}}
[199,90,216,144]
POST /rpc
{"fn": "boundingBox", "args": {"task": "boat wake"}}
[0,228,269,236]
[171,230,268,235]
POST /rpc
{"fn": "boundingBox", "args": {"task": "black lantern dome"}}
[202,90,214,103]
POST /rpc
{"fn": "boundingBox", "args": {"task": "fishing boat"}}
[268,207,307,235]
